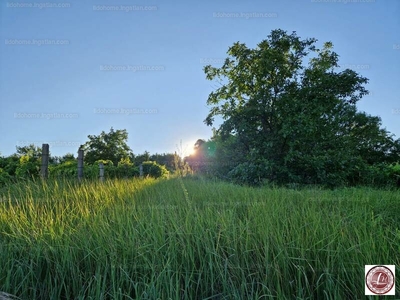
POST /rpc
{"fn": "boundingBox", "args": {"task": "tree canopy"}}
[203,29,400,186]
[82,127,133,166]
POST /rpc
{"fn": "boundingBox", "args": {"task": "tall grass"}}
[0,177,399,299]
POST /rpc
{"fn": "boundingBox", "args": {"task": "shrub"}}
[351,163,400,188]
[49,161,77,179]
[142,161,169,178]
[15,155,40,179]
[0,168,12,187]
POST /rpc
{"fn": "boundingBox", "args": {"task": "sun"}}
[176,140,197,158]
[185,140,197,156]
[187,145,196,156]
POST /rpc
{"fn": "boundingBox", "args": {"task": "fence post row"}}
[40,145,147,181]
[40,143,49,179]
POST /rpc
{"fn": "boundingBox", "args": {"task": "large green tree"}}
[82,128,133,166]
[204,29,399,186]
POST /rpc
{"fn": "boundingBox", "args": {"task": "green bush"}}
[348,162,400,188]
[0,168,12,187]
[15,155,40,179]
[0,155,19,177]
[142,161,169,178]
[49,161,77,179]
[49,160,140,180]
[227,161,269,186]
[116,164,139,178]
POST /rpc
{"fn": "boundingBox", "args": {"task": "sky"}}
[0,0,399,158]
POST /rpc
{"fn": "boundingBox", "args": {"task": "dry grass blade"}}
[0,292,20,300]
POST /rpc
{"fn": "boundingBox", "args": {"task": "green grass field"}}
[0,177,399,299]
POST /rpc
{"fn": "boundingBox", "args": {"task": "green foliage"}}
[82,127,133,166]
[52,153,76,164]
[118,156,133,167]
[391,162,400,179]
[227,160,269,186]
[149,153,179,172]
[93,159,139,179]
[102,164,139,179]
[49,161,77,179]
[16,144,42,159]
[141,161,169,178]
[0,168,12,187]
[132,151,150,165]
[95,159,114,166]
[49,160,140,180]
[0,143,172,183]
[203,29,400,187]
[15,155,40,179]
[115,164,140,178]
[0,155,19,177]
[358,162,400,187]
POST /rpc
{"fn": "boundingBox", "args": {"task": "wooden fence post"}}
[99,162,104,182]
[78,148,84,181]
[139,164,143,178]
[40,143,49,179]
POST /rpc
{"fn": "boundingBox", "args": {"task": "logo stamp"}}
[365,265,395,295]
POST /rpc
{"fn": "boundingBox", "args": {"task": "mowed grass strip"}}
[0,177,399,299]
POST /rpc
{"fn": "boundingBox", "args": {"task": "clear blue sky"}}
[1,0,399,158]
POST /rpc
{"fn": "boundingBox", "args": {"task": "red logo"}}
[365,265,395,295]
